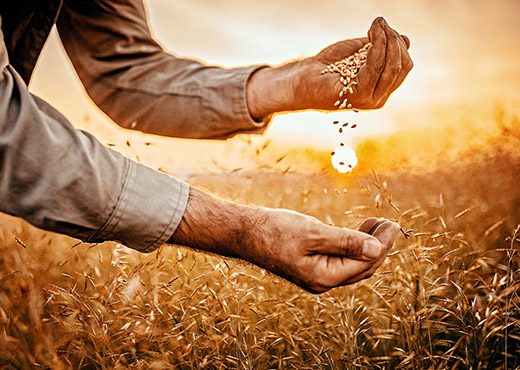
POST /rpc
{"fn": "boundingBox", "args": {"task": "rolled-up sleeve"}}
[0,26,188,252]
[56,0,269,139]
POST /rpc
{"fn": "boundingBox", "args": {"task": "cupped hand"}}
[247,209,400,293]
[296,16,413,111]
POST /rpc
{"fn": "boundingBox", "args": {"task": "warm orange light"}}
[331,145,357,173]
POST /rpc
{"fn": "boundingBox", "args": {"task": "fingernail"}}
[363,239,382,259]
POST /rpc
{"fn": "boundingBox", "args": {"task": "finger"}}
[314,254,374,288]
[357,217,380,233]
[401,34,411,49]
[343,257,385,285]
[327,221,399,287]
[342,264,379,284]
[355,17,387,99]
[342,221,400,284]
[372,20,403,105]
[359,36,370,45]
[387,36,413,94]
[316,37,367,65]
[329,247,387,286]
[357,217,388,234]
[371,220,400,251]
[311,226,385,261]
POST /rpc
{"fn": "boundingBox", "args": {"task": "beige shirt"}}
[0,1,267,252]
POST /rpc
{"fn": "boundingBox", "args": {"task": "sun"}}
[331,144,358,173]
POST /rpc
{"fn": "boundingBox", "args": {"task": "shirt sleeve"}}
[0,26,189,253]
[56,0,270,140]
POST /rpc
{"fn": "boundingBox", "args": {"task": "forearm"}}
[0,40,188,251]
[57,0,269,140]
[168,188,287,280]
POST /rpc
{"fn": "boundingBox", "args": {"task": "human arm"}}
[56,0,267,139]
[170,188,399,293]
[1,53,396,291]
[57,2,410,139]
[0,24,188,252]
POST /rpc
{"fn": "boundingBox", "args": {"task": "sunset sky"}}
[29,0,520,171]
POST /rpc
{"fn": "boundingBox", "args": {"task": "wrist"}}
[246,62,305,120]
[169,187,257,260]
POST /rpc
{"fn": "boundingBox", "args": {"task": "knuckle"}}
[389,65,402,77]
[374,61,385,74]
[305,219,324,240]
[374,97,387,109]
[404,59,414,73]
[338,232,358,256]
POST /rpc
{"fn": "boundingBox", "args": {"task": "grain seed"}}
[322,42,370,112]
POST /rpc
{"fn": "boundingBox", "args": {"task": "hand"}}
[170,188,399,294]
[247,17,413,119]
[300,16,413,110]
[245,209,399,293]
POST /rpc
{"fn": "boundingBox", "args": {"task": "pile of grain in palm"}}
[321,42,371,111]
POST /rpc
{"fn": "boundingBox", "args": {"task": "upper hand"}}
[300,16,413,110]
[246,17,413,119]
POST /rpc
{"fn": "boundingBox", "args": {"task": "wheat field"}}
[0,107,519,369]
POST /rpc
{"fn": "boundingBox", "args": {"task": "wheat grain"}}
[322,42,371,111]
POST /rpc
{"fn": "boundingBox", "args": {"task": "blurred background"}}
[29,0,520,173]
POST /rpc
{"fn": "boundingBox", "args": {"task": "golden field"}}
[1,105,519,369]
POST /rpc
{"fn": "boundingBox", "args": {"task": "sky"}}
[29,0,520,171]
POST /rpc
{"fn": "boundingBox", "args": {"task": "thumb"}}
[314,226,385,261]
[371,220,400,251]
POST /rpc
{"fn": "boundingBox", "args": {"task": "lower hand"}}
[170,188,399,293]
[245,208,399,293]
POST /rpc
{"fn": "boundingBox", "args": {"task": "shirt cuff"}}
[202,65,271,138]
[91,159,189,253]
